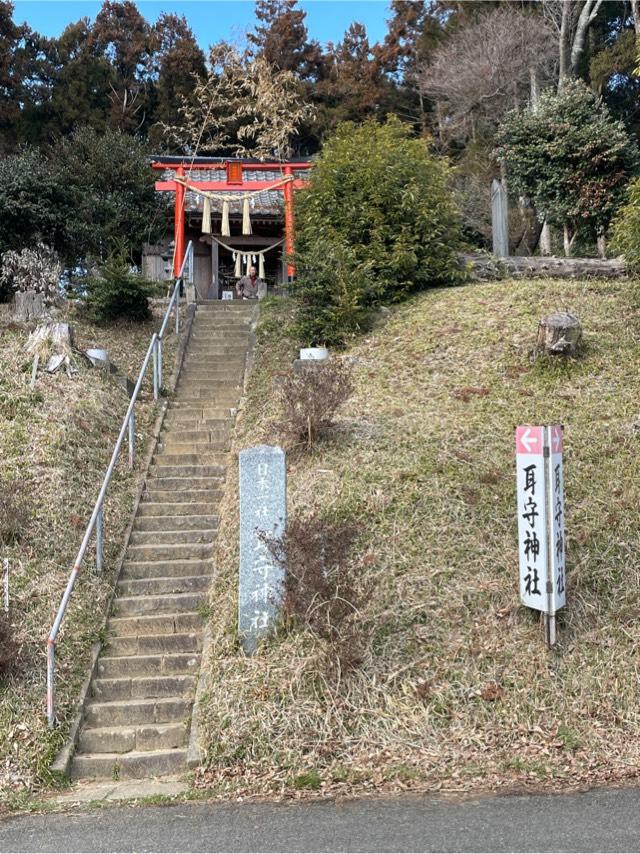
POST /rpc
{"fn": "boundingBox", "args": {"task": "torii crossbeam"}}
[152,159,312,278]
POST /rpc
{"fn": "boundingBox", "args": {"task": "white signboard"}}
[222,290,234,301]
[516,425,566,619]
[548,425,566,610]
[516,426,549,612]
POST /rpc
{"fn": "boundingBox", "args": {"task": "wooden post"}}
[211,239,219,299]
[174,165,186,277]
[283,165,295,278]
[491,178,509,258]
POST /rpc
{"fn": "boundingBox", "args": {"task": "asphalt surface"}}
[1,787,640,852]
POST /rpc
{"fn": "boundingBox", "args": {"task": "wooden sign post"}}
[516,425,566,645]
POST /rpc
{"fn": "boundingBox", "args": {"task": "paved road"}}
[1,787,640,852]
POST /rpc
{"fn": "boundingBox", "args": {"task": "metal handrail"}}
[46,241,193,727]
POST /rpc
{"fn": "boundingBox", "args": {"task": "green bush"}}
[85,256,152,324]
[496,80,639,251]
[611,177,640,268]
[291,116,462,346]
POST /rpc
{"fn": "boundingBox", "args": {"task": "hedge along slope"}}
[291,117,463,346]
[0,306,176,805]
[196,280,640,798]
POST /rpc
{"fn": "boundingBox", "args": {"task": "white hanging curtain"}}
[242,197,252,235]
[201,196,212,234]
[221,199,231,236]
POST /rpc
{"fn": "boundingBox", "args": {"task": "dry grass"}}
[0,300,177,803]
[196,279,640,799]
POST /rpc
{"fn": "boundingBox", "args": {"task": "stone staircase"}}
[70,301,256,781]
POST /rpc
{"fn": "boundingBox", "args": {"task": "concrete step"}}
[147,464,226,479]
[168,401,240,413]
[121,559,212,580]
[144,475,225,491]
[113,591,206,617]
[118,575,210,597]
[162,419,233,433]
[180,361,245,372]
[108,612,202,638]
[159,429,232,446]
[172,389,241,402]
[177,377,243,388]
[106,633,201,658]
[126,542,214,562]
[129,529,217,547]
[169,405,236,420]
[196,299,260,310]
[188,335,249,344]
[137,501,218,517]
[157,442,230,456]
[175,382,242,394]
[78,721,188,754]
[71,748,189,781]
[134,514,218,533]
[92,674,196,702]
[142,488,223,504]
[164,413,233,426]
[151,454,229,468]
[84,697,192,729]
[96,652,201,680]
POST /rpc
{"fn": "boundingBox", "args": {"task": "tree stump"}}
[25,322,74,359]
[536,312,582,356]
[13,290,45,322]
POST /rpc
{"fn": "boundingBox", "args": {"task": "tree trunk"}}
[12,290,45,323]
[539,221,552,256]
[571,0,604,75]
[536,312,582,357]
[558,2,572,89]
[463,252,627,280]
[596,230,607,259]
[563,224,577,257]
[529,66,539,106]
[632,0,640,36]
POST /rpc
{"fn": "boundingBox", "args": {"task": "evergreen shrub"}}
[85,255,152,324]
[291,116,462,345]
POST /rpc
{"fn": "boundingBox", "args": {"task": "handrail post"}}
[95,507,104,573]
[153,338,160,401]
[175,289,180,335]
[128,411,135,468]
[157,337,163,392]
[47,640,55,728]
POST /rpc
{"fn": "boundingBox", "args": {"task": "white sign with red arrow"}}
[515,425,549,613]
[548,425,566,611]
[515,425,566,627]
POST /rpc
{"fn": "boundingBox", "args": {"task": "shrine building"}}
[144,156,311,299]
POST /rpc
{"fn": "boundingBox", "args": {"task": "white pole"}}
[96,508,104,573]
[544,426,556,647]
[153,339,160,400]
[128,411,135,468]
[3,559,8,614]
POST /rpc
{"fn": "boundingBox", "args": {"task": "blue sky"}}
[12,1,391,49]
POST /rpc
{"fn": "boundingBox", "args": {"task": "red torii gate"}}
[152,160,312,279]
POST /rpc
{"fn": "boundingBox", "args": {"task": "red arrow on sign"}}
[551,425,563,453]
[516,425,543,455]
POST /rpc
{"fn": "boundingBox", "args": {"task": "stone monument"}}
[238,445,287,654]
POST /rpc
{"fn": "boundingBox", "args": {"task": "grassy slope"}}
[197,279,640,798]
[0,304,176,804]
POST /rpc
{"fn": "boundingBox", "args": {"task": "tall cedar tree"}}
[248,0,322,79]
[89,0,155,133]
[0,1,35,152]
[149,13,206,148]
